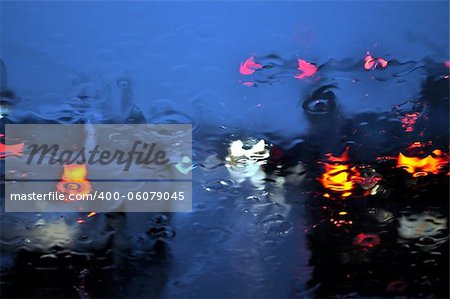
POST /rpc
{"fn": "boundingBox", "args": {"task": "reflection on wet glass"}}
[1,2,449,297]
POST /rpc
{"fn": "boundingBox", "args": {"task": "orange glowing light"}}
[294,59,317,79]
[319,147,362,198]
[397,151,448,177]
[432,149,443,156]
[325,146,351,162]
[377,58,388,68]
[239,56,262,75]
[321,164,355,194]
[332,219,353,227]
[408,141,425,150]
[364,52,388,70]
[61,164,88,181]
[76,211,97,225]
[400,112,420,132]
[0,142,24,159]
[329,212,353,227]
[56,164,92,195]
[364,54,376,70]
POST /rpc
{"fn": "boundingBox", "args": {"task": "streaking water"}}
[1,1,449,298]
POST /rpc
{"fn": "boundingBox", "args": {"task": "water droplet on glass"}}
[146,226,176,239]
[150,214,170,225]
[393,101,424,115]
[35,219,46,227]
[116,79,131,89]
[302,86,337,115]
[203,179,235,192]
[245,195,261,203]
[259,214,293,237]
[263,255,281,265]
[303,98,336,115]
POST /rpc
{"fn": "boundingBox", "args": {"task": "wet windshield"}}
[1,1,449,298]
